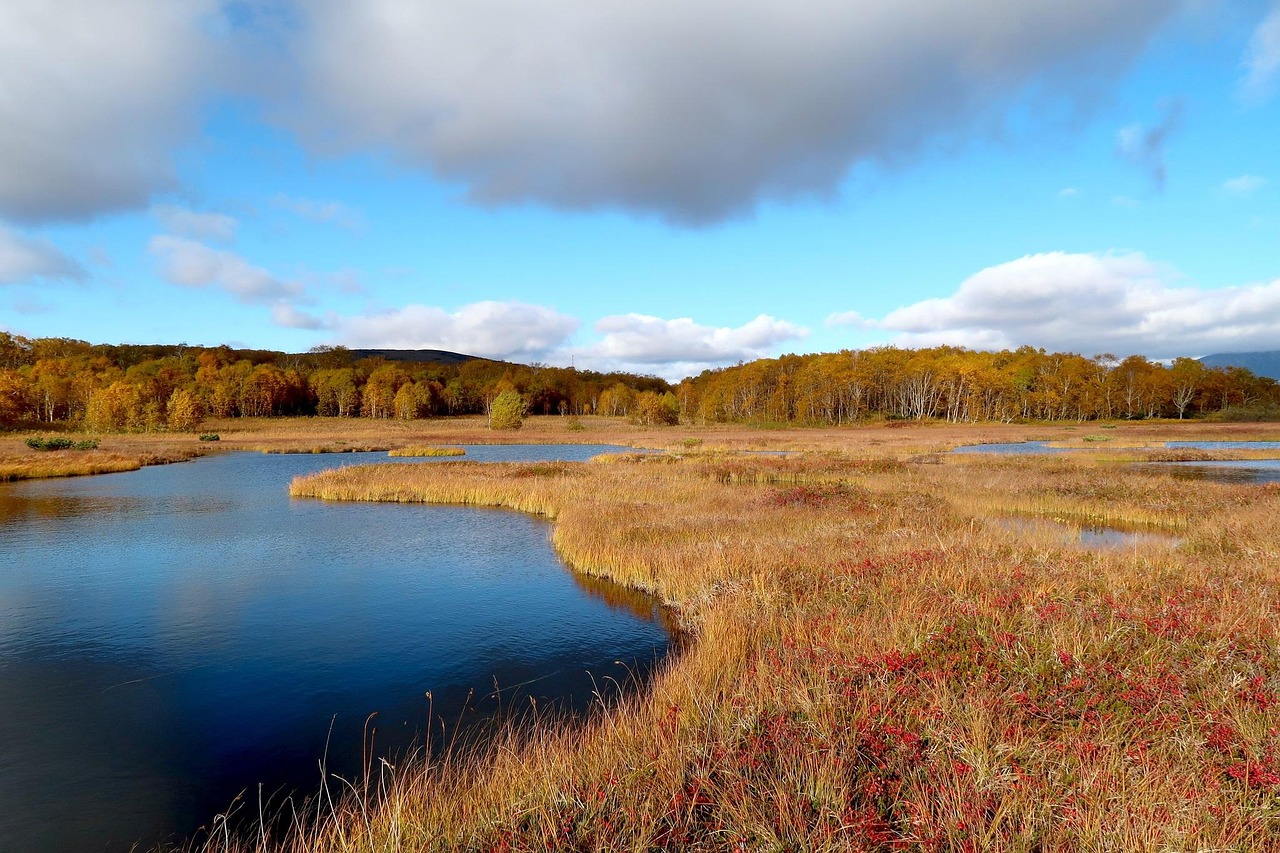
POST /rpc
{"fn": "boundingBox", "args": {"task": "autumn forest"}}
[1,331,1277,432]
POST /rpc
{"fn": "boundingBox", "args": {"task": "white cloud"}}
[0,227,86,285]
[285,0,1178,224]
[573,313,808,378]
[149,235,303,304]
[332,301,580,360]
[0,0,220,222]
[1223,174,1267,194]
[825,310,874,329]
[152,204,239,242]
[273,195,365,231]
[1240,4,1280,103]
[272,302,325,330]
[847,251,1280,358]
[1057,187,1081,198]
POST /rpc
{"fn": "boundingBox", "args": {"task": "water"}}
[1147,458,1280,485]
[0,446,670,852]
[994,517,1180,550]
[951,441,1068,455]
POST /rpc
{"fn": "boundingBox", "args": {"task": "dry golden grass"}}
[0,433,205,481]
[233,439,1280,852]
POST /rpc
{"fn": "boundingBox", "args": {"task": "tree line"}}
[3,333,1276,432]
[0,334,671,431]
[674,346,1280,425]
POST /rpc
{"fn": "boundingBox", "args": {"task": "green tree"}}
[488,390,525,430]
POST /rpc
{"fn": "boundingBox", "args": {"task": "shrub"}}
[25,436,97,451]
[488,391,525,430]
[198,433,221,442]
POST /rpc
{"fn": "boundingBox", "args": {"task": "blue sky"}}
[2,1,1278,380]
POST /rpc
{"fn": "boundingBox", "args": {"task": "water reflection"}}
[0,447,669,853]
[1145,459,1280,485]
[951,441,1067,455]
[994,516,1180,550]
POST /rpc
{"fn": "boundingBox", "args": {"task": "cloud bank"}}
[283,0,1177,224]
[0,0,219,222]
[0,1,1194,225]
[832,251,1280,358]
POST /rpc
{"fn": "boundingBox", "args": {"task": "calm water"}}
[994,517,1180,550]
[950,439,1280,485]
[951,441,1069,455]
[1147,458,1280,485]
[0,446,670,852]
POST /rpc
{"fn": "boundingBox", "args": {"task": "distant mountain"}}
[1199,351,1280,380]
[346,348,482,366]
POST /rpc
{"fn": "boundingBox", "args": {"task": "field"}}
[6,417,1280,850]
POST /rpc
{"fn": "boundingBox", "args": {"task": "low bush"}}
[25,437,98,451]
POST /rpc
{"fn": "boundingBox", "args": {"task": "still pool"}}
[0,446,671,852]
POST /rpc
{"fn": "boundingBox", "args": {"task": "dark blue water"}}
[0,446,670,852]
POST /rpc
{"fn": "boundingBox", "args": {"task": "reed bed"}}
[240,449,1280,852]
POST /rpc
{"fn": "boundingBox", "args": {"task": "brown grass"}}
[226,435,1280,852]
[0,434,205,481]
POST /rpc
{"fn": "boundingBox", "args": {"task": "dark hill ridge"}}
[1199,351,1280,380]
[346,348,480,366]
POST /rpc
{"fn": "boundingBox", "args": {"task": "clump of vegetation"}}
[24,436,98,451]
[488,390,525,430]
[388,446,466,457]
[565,416,586,432]
[198,433,221,442]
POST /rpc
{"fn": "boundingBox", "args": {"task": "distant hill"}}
[346,348,481,366]
[1199,351,1280,380]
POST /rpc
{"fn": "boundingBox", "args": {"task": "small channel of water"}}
[953,441,1280,485]
[0,445,670,852]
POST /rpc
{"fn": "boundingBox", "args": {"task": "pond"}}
[0,446,671,852]
[950,439,1280,485]
[994,517,1180,550]
[1143,458,1280,485]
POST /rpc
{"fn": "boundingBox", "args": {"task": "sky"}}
[2,1,1279,381]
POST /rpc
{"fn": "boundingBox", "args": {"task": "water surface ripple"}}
[0,446,670,852]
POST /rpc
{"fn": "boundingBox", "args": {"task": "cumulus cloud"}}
[0,227,87,285]
[838,251,1280,358]
[1115,99,1183,191]
[0,0,220,222]
[332,301,580,360]
[1240,3,1280,103]
[273,195,365,231]
[1223,174,1267,194]
[152,205,239,242]
[285,0,1177,224]
[149,235,303,304]
[589,313,806,362]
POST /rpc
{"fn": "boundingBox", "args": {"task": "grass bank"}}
[264,447,1280,851]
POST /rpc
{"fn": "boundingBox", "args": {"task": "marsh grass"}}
[255,443,1280,851]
